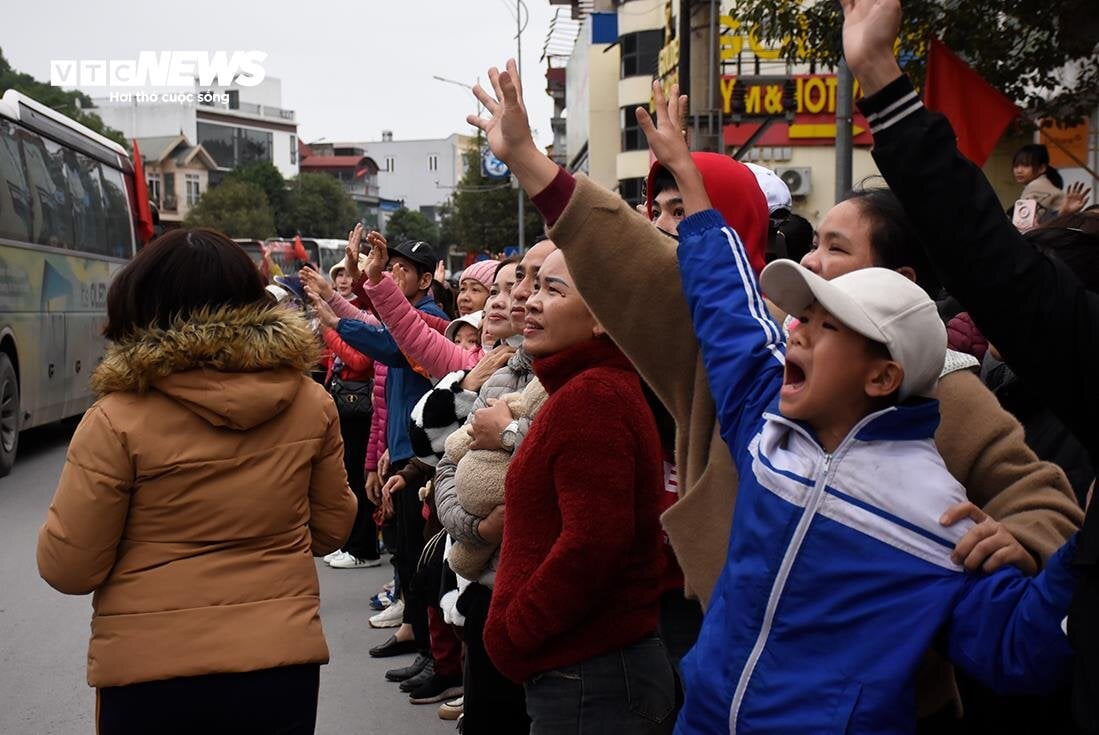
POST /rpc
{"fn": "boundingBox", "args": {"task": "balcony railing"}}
[198,95,296,121]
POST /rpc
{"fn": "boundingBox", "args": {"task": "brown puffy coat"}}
[36,304,357,688]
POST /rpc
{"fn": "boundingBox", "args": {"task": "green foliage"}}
[441,140,544,253]
[730,0,1099,123]
[226,162,289,227]
[0,48,128,148]
[183,179,275,237]
[385,207,439,244]
[282,173,359,238]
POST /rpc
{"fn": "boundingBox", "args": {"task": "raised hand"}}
[468,59,535,167]
[345,224,364,280]
[307,287,339,330]
[299,265,333,301]
[1062,181,1092,215]
[364,230,389,285]
[636,82,692,176]
[839,0,904,96]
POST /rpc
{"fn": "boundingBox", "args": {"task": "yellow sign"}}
[720,75,863,117]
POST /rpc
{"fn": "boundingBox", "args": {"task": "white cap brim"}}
[761,259,888,344]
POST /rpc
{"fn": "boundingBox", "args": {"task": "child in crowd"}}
[637,87,1080,734]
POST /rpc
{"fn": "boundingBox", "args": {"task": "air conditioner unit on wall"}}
[776,167,812,197]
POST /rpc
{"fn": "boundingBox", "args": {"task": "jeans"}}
[523,636,676,735]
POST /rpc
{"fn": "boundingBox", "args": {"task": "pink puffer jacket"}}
[365,276,483,381]
[366,363,388,473]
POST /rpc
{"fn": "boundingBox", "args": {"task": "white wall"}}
[341,134,472,213]
[92,100,197,141]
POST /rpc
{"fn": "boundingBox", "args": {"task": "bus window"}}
[100,165,135,259]
[19,130,73,249]
[0,120,31,242]
[66,151,109,256]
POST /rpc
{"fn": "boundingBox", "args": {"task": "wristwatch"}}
[500,420,520,451]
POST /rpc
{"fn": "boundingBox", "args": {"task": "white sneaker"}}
[369,599,405,628]
[323,550,346,565]
[329,554,382,569]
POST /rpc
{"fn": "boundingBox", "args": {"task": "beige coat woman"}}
[36,304,356,688]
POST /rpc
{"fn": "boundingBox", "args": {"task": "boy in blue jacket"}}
[635,85,1079,734]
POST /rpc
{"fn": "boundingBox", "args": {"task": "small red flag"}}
[923,38,1020,166]
[292,234,309,263]
[130,139,155,244]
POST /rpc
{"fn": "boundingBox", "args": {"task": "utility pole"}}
[516,0,526,254]
[835,59,854,202]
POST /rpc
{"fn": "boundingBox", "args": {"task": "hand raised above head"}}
[364,230,389,285]
[345,224,364,279]
[300,265,333,301]
[839,0,904,96]
[636,81,692,177]
[467,59,536,167]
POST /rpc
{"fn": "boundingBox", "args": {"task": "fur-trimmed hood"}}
[91,304,322,430]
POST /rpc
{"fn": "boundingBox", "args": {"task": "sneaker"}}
[399,660,436,692]
[369,600,405,629]
[329,554,382,569]
[408,674,463,705]
[323,550,346,565]
[386,653,431,682]
[438,696,463,720]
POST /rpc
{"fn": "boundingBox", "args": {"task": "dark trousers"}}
[458,583,530,734]
[523,636,676,735]
[658,589,703,668]
[96,664,320,735]
[339,414,378,560]
[391,464,427,647]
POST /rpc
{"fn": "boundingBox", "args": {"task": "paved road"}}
[0,423,453,735]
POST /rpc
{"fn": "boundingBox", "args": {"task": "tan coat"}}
[550,175,1084,713]
[36,305,356,688]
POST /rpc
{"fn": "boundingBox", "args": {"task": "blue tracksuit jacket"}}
[675,208,1077,734]
[337,294,448,463]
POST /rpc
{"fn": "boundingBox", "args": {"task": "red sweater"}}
[484,337,666,683]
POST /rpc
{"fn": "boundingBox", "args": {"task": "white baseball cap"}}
[761,260,946,400]
[445,311,484,342]
[745,163,793,216]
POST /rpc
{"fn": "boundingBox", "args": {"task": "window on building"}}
[162,172,176,211]
[621,107,646,152]
[196,122,273,170]
[620,29,663,79]
[185,174,201,207]
[428,154,438,172]
[146,173,161,206]
[290,134,297,165]
[385,156,396,173]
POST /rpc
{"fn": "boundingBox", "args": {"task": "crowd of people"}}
[31,0,1099,733]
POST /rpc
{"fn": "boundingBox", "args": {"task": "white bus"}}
[0,90,144,476]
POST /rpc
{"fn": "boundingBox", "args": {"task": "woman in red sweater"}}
[483,250,675,734]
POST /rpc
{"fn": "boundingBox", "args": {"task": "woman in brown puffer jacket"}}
[35,228,357,735]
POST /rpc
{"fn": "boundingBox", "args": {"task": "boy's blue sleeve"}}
[946,535,1078,695]
[337,319,409,368]
[677,209,785,449]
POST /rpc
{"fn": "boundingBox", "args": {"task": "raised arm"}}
[842,0,1099,459]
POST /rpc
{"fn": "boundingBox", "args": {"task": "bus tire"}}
[0,353,19,477]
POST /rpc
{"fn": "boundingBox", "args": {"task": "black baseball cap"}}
[389,240,438,274]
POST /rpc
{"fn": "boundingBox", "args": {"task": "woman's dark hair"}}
[430,280,457,320]
[1026,223,1099,293]
[648,168,679,202]
[1013,144,1063,189]
[493,257,519,280]
[841,185,942,298]
[104,228,268,340]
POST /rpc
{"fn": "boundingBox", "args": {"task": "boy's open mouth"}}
[782,356,807,396]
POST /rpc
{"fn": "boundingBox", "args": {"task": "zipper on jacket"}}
[728,408,895,732]
[728,452,834,734]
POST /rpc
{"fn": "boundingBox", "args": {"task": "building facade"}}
[326,132,473,221]
[299,144,382,228]
[135,134,217,228]
[93,78,300,183]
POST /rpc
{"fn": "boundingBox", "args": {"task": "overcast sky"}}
[2,0,560,147]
